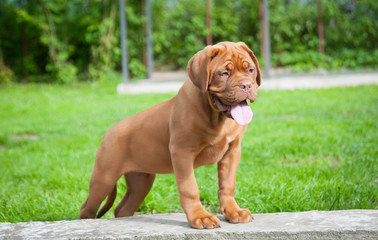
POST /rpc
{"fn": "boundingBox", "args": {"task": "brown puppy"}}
[80,41,261,229]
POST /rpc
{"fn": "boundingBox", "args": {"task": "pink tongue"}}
[231,100,253,125]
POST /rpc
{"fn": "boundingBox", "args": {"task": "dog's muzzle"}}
[211,95,253,126]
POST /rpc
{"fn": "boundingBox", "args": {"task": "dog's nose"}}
[239,81,252,92]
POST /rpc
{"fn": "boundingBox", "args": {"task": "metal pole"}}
[263,0,271,77]
[317,0,325,54]
[145,0,154,79]
[259,0,264,59]
[119,0,128,83]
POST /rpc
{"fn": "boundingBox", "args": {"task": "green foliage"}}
[269,0,378,70]
[152,0,206,68]
[0,39,15,84]
[0,65,15,84]
[129,58,147,79]
[151,0,261,68]
[85,0,120,81]
[0,83,377,222]
[0,0,376,83]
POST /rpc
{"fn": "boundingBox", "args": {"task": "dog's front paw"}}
[188,212,221,229]
[221,207,254,223]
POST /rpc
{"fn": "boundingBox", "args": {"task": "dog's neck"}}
[204,91,230,126]
[182,79,229,127]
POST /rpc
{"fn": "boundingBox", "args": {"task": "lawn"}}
[0,82,377,223]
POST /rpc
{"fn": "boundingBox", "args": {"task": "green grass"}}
[0,82,377,223]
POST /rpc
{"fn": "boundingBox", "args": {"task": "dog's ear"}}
[187,45,222,92]
[237,42,262,86]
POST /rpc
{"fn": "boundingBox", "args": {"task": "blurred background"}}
[0,0,376,84]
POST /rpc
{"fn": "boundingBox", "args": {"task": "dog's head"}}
[187,41,261,125]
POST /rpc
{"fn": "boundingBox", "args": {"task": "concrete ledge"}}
[117,81,184,94]
[1,210,377,239]
[261,71,378,90]
[116,71,378,94]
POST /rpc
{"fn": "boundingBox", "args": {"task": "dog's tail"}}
[96,184,117,218]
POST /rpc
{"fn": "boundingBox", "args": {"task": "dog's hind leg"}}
[114,172,156,217]
[80,168,121,219]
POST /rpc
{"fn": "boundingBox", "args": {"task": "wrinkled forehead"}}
[211,44,255,70]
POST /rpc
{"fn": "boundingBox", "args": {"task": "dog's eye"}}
[248,68,254,74]
[220,71,230,77]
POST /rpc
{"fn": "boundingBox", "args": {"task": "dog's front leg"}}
[171,148,221,229]
[217,140,254,223]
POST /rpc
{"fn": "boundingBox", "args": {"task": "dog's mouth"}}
[212,95,253,126]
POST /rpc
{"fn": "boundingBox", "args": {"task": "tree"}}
[40,1,78,83]
[0,0,376,83]
[87,0,118,81]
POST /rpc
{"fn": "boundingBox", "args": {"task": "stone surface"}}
[117,71,378,94]
[1,210,377,239]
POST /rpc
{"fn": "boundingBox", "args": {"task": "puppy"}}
[80,41,261,229]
